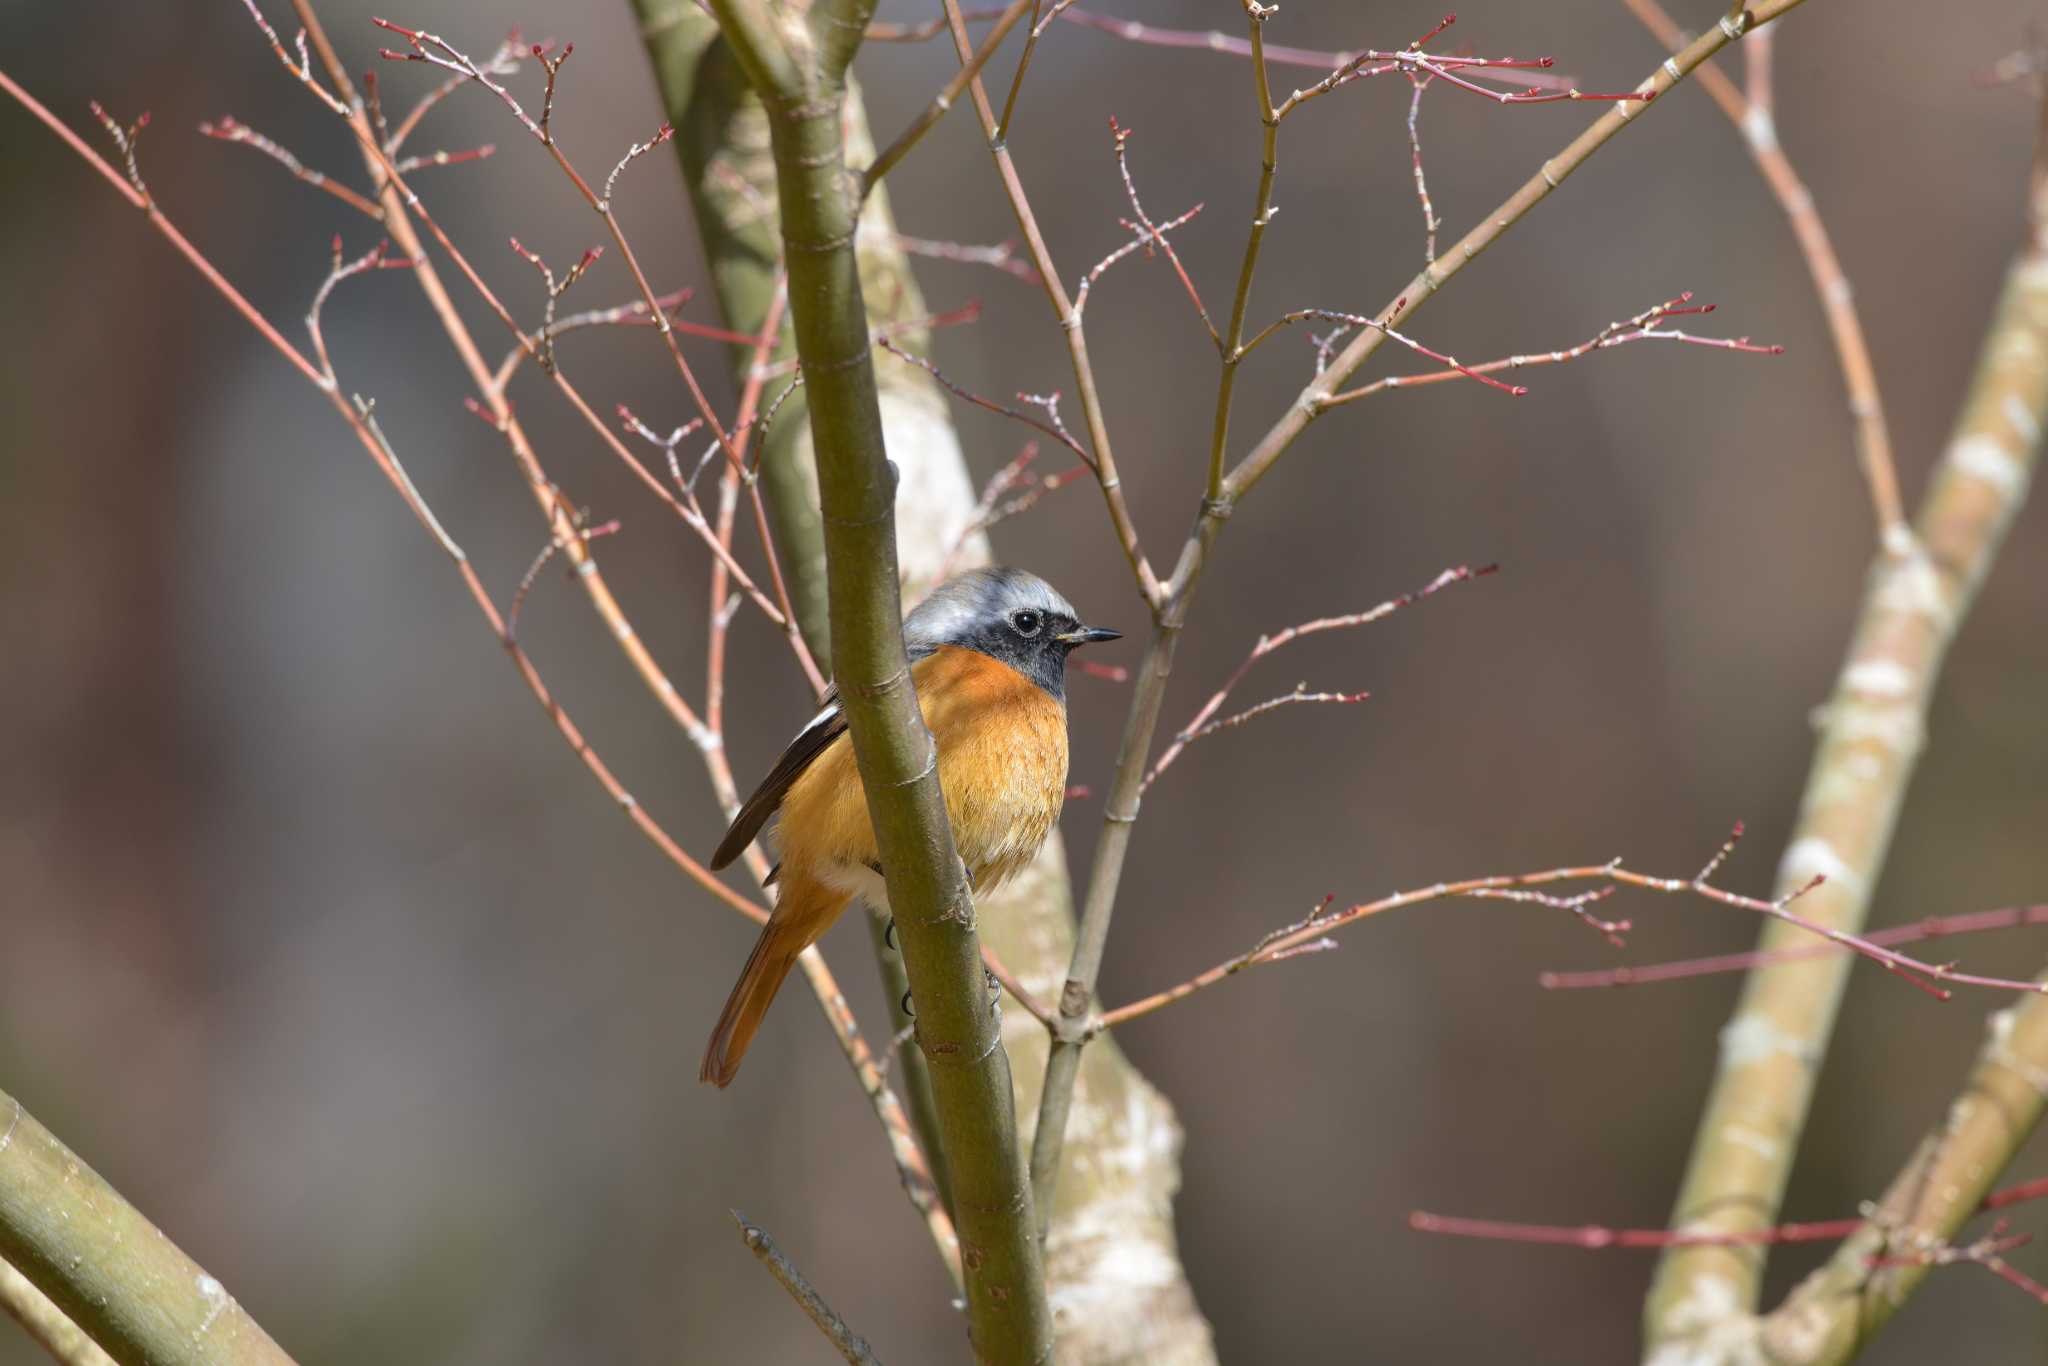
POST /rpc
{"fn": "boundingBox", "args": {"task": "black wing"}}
[710,697,848,871]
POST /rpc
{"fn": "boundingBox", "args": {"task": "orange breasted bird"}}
[700,566,1121,1087]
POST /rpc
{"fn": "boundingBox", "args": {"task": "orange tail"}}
[700,873,848,1087]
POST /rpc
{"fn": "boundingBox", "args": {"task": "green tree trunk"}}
[631,5,1214,1359]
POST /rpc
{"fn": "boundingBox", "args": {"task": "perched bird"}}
[700,566,1121,1087]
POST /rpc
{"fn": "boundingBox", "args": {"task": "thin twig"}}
[1144,564,1494,791]
[18,35,964,1295]
[0,1261,119,1366]
[200,114,383,217]
[1541,903,2048,991]
[731,1213,882,1366]
[1096,825,2047,1033]
[877,340,1092,463]
[1316,293,1781,406]
[368,14,826,694]
[1622,0,1907,548]
[862,0,1034,197]
[937,0,1164,604]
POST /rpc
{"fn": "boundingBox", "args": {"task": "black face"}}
[960,604,1120,700]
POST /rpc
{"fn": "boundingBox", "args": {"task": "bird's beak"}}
[1058,625,1122,646]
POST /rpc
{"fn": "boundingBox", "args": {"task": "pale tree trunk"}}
[630,5,1215,1359]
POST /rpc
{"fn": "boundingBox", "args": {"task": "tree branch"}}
[630,6,1214,1354]
[0,1088,297,1366]
[732,1212,883,1366]
[0,1260,117,1366]
[1022,0,1815,1238]
[1754,970,2048,1361]
[1643,50,2048,1351]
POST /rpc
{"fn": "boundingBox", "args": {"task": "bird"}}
[700,566,1121,1087]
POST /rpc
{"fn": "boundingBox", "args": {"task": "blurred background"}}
[4,0,2047,1360]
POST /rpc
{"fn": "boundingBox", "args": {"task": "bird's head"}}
[904,566,1120,699]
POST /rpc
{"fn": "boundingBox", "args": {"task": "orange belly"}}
[774,646,1069,893]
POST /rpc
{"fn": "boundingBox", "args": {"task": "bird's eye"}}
[1010,609,1043,638]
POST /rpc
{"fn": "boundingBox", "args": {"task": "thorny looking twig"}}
[1314,293,1782,406]
[605,119,675,206]
[937,442,1088,580]
[367,14,826,695]
[306,235,419,383]
[1868,1221,2048,1306]
[883,5,1583,93]
[936,0,1163,604]
[917,0,1809,1228]
[381,32,525,154]
[1542,903,2048,991]
[488,286,732,392]
[507,237,602,373]
[37,5,968,1285]
[885,230,1039,283]
[1142,564,1495,793]
[200,114,383,217]
[876,339,1093,465]
[1406,74,1440,263]
[750,300,985,383]
[52,75,769,928]
[1094,825,2048,1034]
[508,516,622,641]
[1090,117,1215,341]
[86,100,150,201]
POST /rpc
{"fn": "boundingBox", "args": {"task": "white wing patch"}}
[792,700,843,747]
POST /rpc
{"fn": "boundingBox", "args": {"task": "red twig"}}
[200,114,383,217]
[508,517,622,642]
[4,66,772,929]
[1316,293,1782,407]
[603,120,674,206]
[384,33,524,153]
[1405,74,1440,264]
[488,286,712,390]
[1413,1200,2048,1308]
[391,141,495,174]
[87,100,151,200]
[1095,117,1215,341]
[1867,1222,2048,1305]
[1410,1210,1863,1249]
[1541,903,2048,991]
[507,237,602,373]
[937,443,1088,578]
[1240,303,1533,396]
[1046,8,1575,93]
[306,234,420,382]
[1096,825,2048,1033]
[1143,565,1494,791]
[877,341,1094,465]
[889,232,1040,284]
[299,11,826,694]
[752,300,985,382]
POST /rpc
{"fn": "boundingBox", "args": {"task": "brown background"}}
[3,0,2046,1361]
